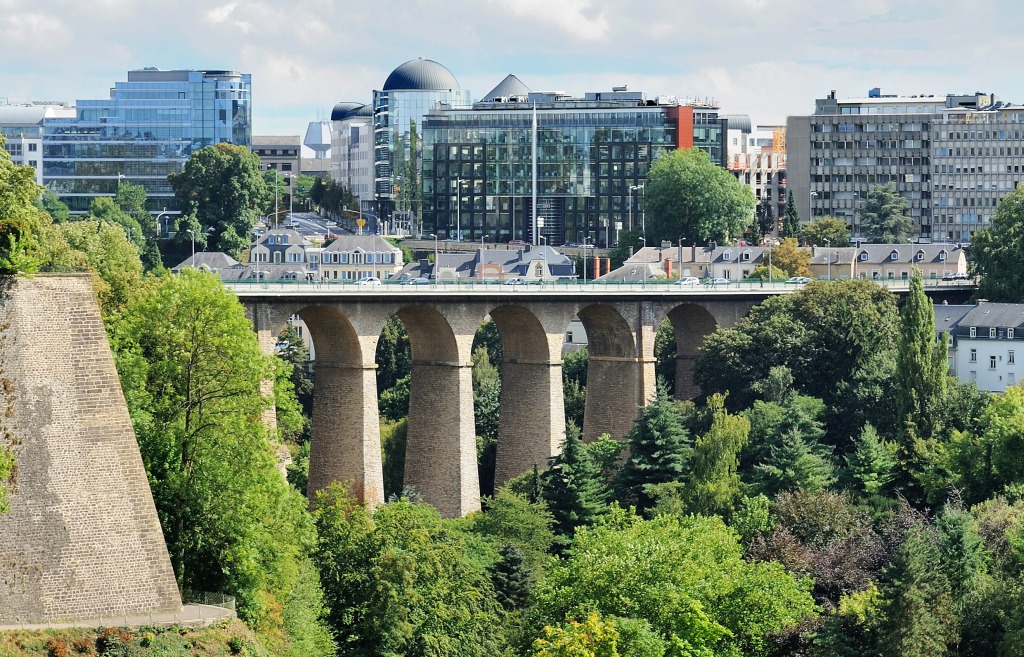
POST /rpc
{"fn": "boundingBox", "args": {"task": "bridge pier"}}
[494,358,565,488]
[405,360,480,517]
[307,361,384,507]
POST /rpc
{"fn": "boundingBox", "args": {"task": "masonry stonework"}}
[0,275,181,623]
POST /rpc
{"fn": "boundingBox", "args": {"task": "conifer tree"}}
[541,422,606,539]
[877,523,954,657]
[844,423,897,496]
[615,384,692,511]
[490,544,531,611]
[753,428,836,496]
[896,268,947,439]
[784,190,801,237]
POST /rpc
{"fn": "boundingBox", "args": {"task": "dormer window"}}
[741,250,751,262]
[915,250,925,261]
[890,250,899,261]
[859,251,868,261]
[991,327,998,338]
[722,251,732,262]
[939,250,948,261]
[970,326,977,338]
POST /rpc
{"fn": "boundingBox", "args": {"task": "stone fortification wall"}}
[0,275,181,623]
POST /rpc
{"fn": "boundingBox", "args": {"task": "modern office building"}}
[725,119,787,238]
[330,101,374,215]
[787,88,1024,242]
[419,79,727,246]
[0,102,75,185]
[252,135,301,215]
[42,68,252,213]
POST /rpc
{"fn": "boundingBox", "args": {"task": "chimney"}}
[604,258,611,276]
[665,259,673,278]
[592,255,600,280]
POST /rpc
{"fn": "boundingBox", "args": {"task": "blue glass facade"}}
[43,69,252,213]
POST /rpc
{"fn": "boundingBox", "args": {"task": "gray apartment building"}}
[787,88,1024,243]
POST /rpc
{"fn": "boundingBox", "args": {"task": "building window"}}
[890,250,899,260]
[722,252,732,261]
[991,355,998,369]
[28,143,37,152]
[970,370,977,380]
[566,331,573,342]
[970,326,977,338]
[970,348,977,362]
[1010,328,1016,339]
[991,327,997,338]
[1010,350,1016,364]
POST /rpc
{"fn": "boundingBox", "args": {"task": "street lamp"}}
[628,183,645,234]
[429,233,439,286]
[809,190,818,223]
[186,229,195,263]
[455,177,465,241]
[155,207,173,239]
[538,235,547,283]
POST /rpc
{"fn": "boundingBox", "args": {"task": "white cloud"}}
[487,0,610,41]
[1,11,70,43]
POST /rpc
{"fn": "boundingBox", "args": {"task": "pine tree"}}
[844,423,897,496]
[541,423,607,539]
[784,190,801,237]
[490,544,531,611]
[859,183,912,243]
[753,428,836,496]
[615,384,692,511]
[878,523,954,657]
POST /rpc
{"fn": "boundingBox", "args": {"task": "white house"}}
[947,302,1024,392]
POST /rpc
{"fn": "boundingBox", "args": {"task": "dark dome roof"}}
[331,102,372,121]
[382,58,459,91]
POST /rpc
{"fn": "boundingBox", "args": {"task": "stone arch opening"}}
[576,304,642,442]
[293,304,385,508]
[393,304,480,517]
[662,303,720,400]
[487,304,567,490]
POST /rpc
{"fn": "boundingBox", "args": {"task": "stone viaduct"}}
[234,281,967,518]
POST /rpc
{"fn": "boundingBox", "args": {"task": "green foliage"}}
[644,148,755,245]
[971,187,1024,301]
[491,544,532,610]
[801,216,850,247]
[844,424,897,497]
[541,422,607,539]
[376,316,411,394]
[653,318,676,396]
[0,443,12,516]
[530,512,817,657]
[35,189,69,222]
[746,263,789,281]
[0,137,45,274]
[472,345,501,495]
[286,440,310,496]
[562,348,589,430]
[466,489,556,576]
[109,270,327,651]
[752,429,836,497]
[729,494,775,547]
[784,190,801,237]
[585,433,626,485]
[380,417,407,499]
[275,324,313,425]
[168,143,269,258]
[858,183,911,244]
[41,219,144,317]
[694,279,900,444]
[615,384,692,512]
[877,523,954,657]
[682,393,750,518]
[313,487,509,657]
[896,268,946,441]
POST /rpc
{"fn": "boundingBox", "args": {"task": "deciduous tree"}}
[801,216,850,247]
[970,187,1024,302]
[644,148,755,245]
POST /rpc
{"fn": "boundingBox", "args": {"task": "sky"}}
[3,0,1023,139]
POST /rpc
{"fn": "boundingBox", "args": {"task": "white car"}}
[360,277,382,286]
[674,276,700,286]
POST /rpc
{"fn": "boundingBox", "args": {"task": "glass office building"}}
[43,69,252,213]
[372,59,471,233]
[421,86,725,246]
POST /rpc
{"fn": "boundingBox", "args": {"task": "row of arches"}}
[248,298,750,517]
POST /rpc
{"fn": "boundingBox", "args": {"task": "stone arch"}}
[488,303,568,488]
[660,303,720,400]
[294,304,385,508]
[576,303,644,441]
[394,304,481,517]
